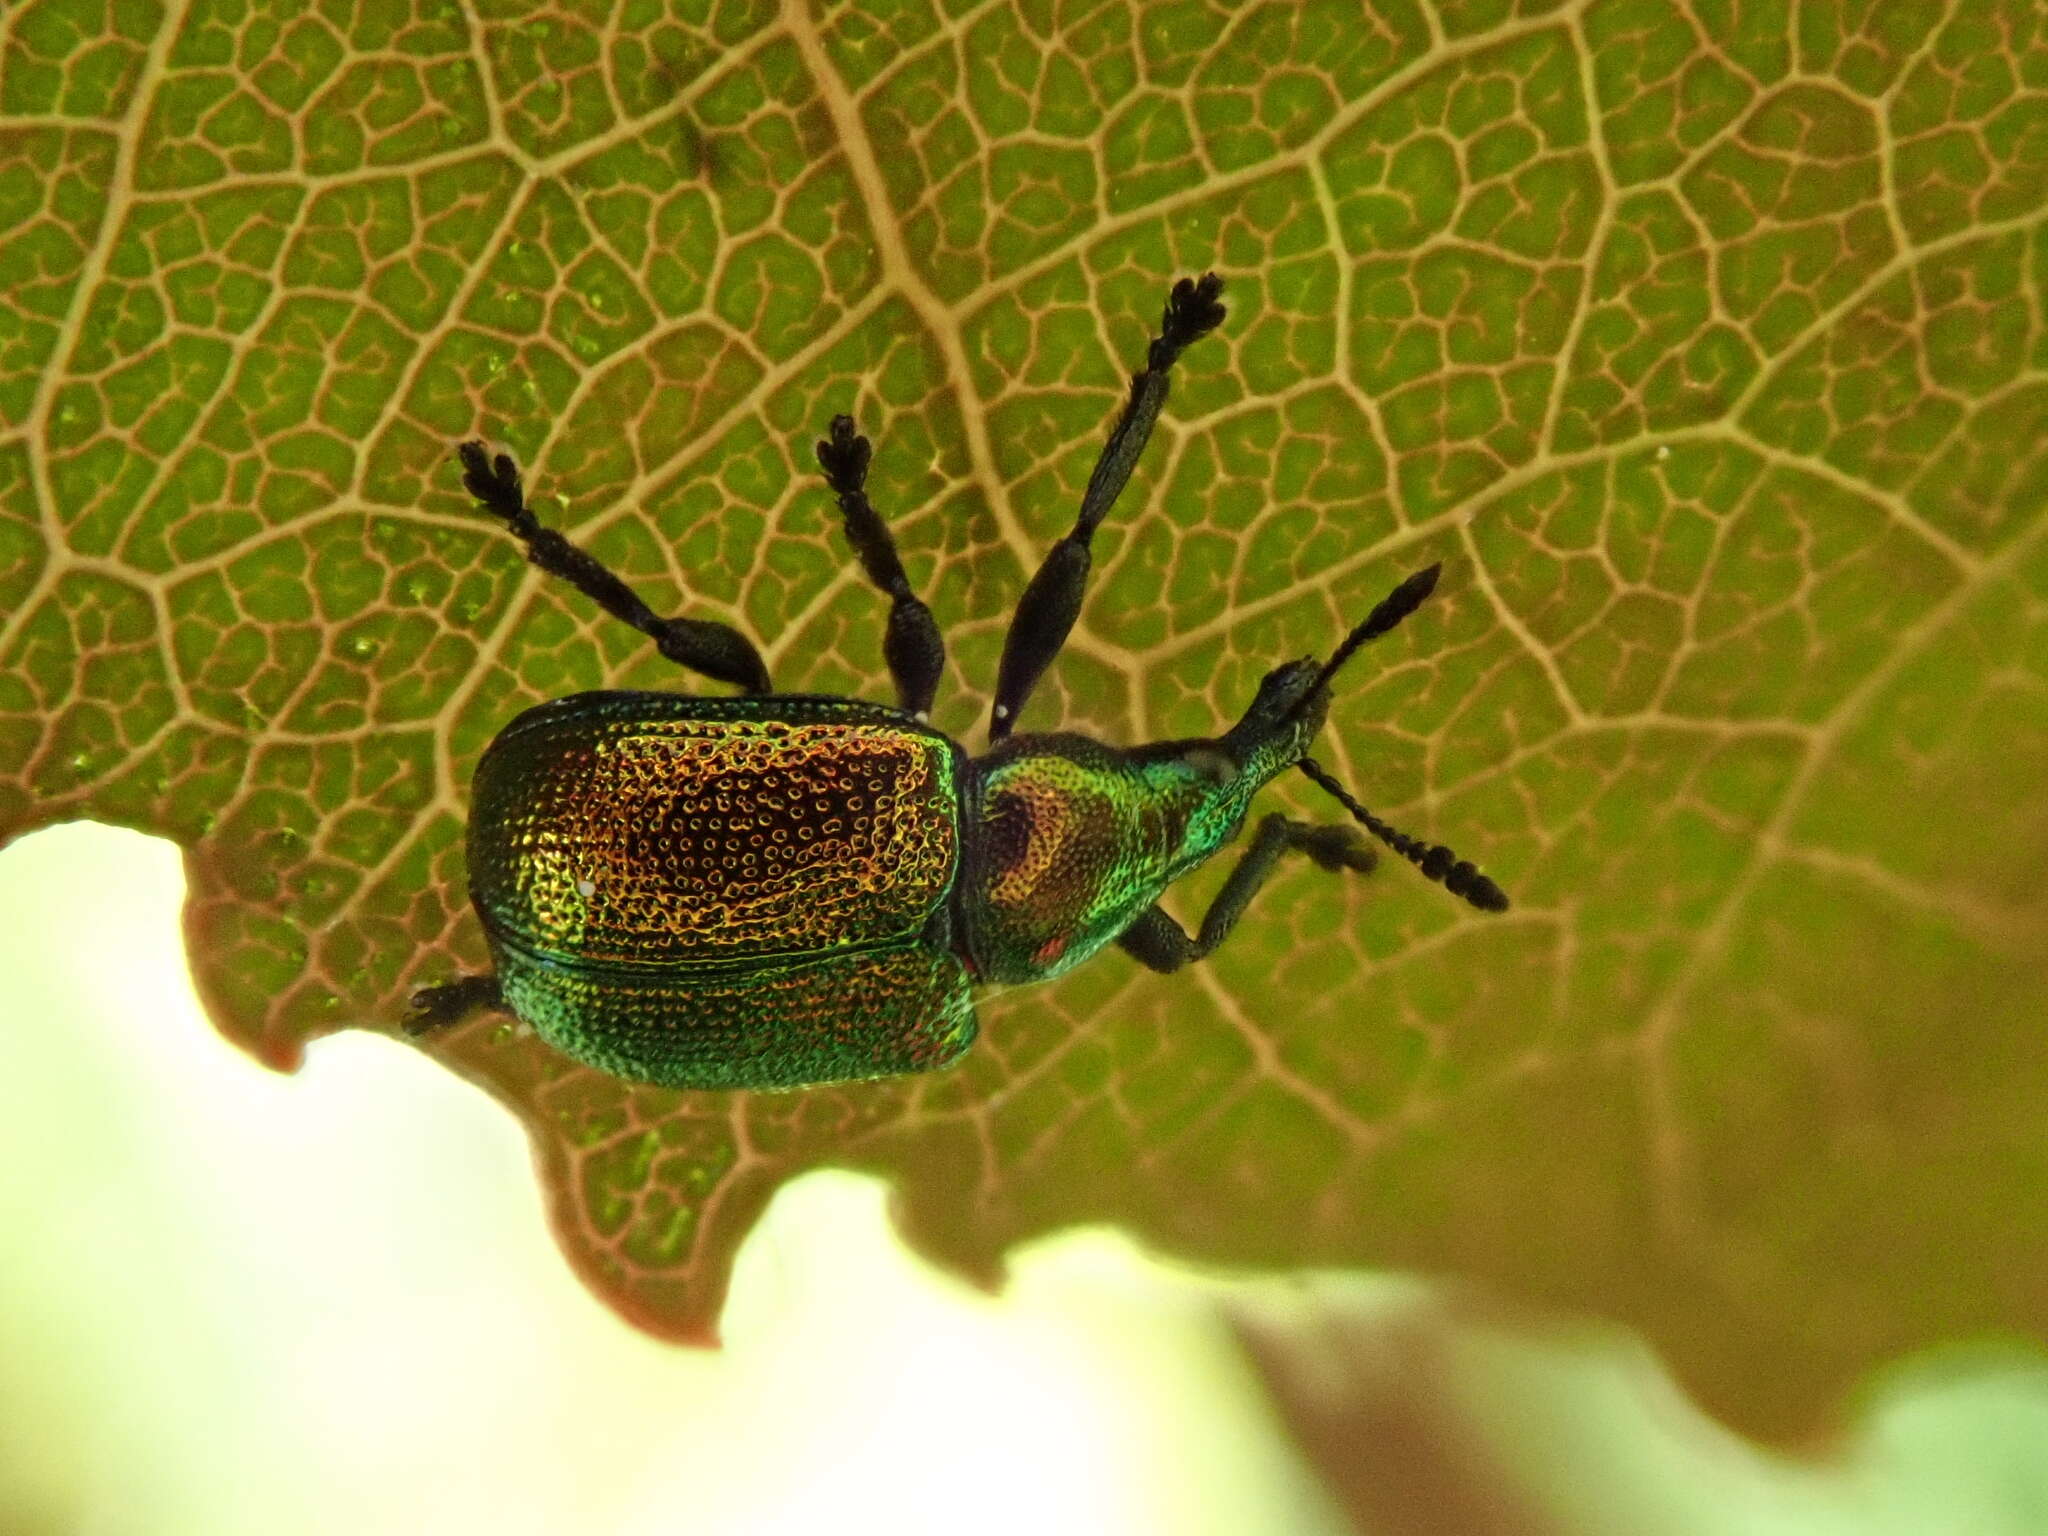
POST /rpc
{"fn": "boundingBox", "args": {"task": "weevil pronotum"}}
[408,274,1509,1090]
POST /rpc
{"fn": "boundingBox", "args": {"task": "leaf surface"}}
[4,0,2045,1439]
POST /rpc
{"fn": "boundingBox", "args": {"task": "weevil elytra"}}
[409,274,1508,1090]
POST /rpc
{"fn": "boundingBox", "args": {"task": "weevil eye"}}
[1180,746,1237,786]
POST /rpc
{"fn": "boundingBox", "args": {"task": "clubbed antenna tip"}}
[1309,562,1440,702]
[1297,756,1509,914]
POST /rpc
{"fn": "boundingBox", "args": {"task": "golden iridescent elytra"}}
[409,275,1508,1091]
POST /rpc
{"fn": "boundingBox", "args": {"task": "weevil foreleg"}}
[404,973,504,1036]
[1116,814,1375,974]
[986,273,1227,742]
[815,415,947,719]
[457,442,772,694]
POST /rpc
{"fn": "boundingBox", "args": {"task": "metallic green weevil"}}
[409,274,1508,1090]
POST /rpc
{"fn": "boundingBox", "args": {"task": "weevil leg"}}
[404,973,504,1036]
[457,442,772,694]
[1116,814,1375,974]
[815,415,946,718]
[986,273,1227,742]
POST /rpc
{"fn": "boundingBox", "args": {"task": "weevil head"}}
[1220,658,1329,782]
[1206,562,1447,797]
[1153,660,1331,873]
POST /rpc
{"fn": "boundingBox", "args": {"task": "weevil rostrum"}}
[408,274,1509,1091]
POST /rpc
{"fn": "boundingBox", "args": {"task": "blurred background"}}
[6,818,2048,1536]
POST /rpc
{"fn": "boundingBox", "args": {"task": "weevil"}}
[407,274,1508,1090]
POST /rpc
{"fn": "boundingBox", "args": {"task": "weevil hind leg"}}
[405,973,504,1036]
[456,442,773,694]
[986,273,1226,742]
[1116,815,1375,974]
[815,415,947,718]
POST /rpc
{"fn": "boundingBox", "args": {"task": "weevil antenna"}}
[1296,756,1509,912]
[1280,563,1441,732]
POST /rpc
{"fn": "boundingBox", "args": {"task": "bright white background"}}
[6,821,2048,1535]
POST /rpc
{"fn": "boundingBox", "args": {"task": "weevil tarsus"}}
[405,972,503,1036]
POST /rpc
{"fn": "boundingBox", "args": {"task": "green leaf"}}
[5,0,2045,1442]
